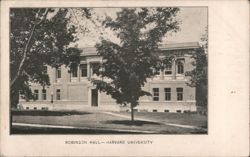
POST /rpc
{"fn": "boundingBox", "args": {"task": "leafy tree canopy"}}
[10,8,91,107]
[93,8,180,120]
[186,27,208,107]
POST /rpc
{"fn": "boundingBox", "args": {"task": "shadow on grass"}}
[11,110,91,116]
[202,124,208,129]
[104,120,161,126]
[190,129,208,134]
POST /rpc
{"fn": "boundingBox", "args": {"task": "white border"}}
[1,1,249,156]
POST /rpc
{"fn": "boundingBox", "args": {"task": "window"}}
[56,89,61,100]
[56,67,61,79]
[34,89,39,100]
[42,89,46,100]
[155,69,160,75]
[71,66,78,77]
[80,64,87,77]
[176,88,183,101]
[42,66,47,74]
[92,63,100,75]
[152,88,159,101]
[177,62,184,74]
[41,107,48,110]
[164,64,172,75]
[164,88,171,101]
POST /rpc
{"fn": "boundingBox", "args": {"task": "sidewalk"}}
[12,122,157,134]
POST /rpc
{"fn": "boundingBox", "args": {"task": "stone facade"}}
[19,42,199,113]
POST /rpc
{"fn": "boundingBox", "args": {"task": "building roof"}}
[159,42,200,50]
[80,42,200,56]
[80,47,97,56]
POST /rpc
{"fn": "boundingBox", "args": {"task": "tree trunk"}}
[11,89,19,109]
[131,103,134,121]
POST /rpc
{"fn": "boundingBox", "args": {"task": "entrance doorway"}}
[91,89,98,107]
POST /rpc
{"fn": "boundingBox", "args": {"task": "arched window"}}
[164,64,172,75]
[177,61,184,74]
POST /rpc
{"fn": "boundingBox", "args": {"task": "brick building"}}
[19,42,199,112]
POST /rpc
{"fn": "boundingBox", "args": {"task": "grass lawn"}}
[11,110,207,134]
[116,111,207,128]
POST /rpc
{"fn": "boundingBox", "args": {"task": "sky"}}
[168,7,207,43]
[73,7,207,48]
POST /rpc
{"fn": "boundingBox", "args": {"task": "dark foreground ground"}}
[11,125,144,134]
[11,110,207,134]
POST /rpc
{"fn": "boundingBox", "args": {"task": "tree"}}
[93,8,180,121]
[186,27,208,110]
[10,8,91,108]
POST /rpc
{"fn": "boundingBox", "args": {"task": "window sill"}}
[149,101,185,103]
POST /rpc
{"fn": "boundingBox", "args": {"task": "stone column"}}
[54,68,57,83]
[78,64,80,82]
[173,57,176,80]
[49,67,55,103]
[67,67,70,82]
[69,67,71,82]
[66,67,70,99]
[87,62,91,81]
[160,70,164,80]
